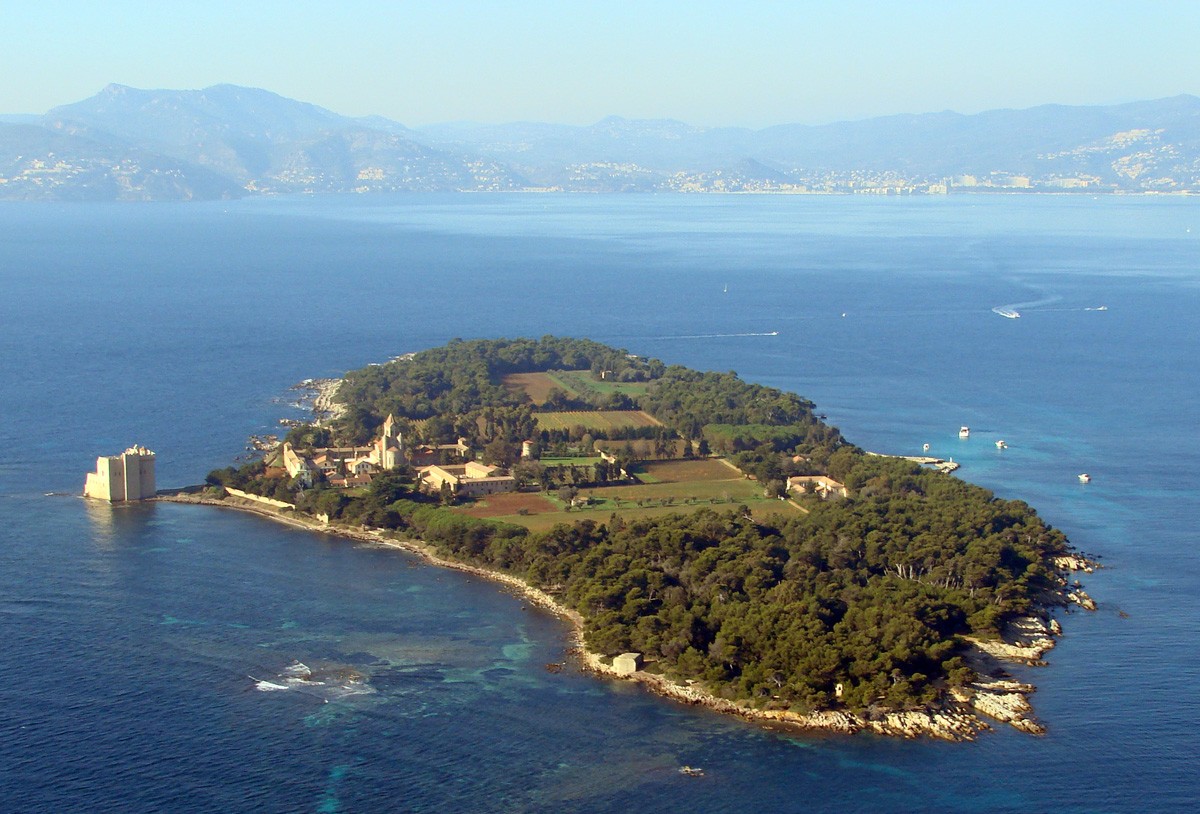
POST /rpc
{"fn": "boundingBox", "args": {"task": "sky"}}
[5,0,1199,128]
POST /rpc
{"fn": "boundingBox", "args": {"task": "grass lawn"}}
[540,455,604,467]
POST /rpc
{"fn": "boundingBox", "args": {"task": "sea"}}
[1,193,1197,813]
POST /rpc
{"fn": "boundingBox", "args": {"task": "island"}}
[164,336,1097,740]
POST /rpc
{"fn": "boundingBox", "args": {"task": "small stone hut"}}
[612,652,643,675]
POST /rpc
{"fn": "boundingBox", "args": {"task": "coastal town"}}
[8,85,1200,200]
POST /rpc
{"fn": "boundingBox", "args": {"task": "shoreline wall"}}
[224,487,295,511]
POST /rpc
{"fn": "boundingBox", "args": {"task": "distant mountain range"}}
[3,83,1200,200]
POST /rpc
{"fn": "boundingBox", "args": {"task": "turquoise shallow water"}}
[1,194,1197,812]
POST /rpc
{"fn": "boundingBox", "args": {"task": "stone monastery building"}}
[281,414,516,496]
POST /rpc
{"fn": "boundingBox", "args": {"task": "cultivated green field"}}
[626,458,732,483]
[539,455,605,467]
[501,370,650,406]
[480,457,799,531]
[594,438,690,460]
[547,369,650,399]
[533,410,662,432]
[501,372,571,405]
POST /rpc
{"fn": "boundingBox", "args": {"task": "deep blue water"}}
[1,194,1198,812]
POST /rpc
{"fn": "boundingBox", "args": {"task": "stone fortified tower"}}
[84,445,156,501]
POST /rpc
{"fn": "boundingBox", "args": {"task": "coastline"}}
[286,377,345,425]
[157,489,1094,741]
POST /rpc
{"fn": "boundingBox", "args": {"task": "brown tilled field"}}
[501,372,566,405]
[454,491,559,518]
[638,458,738,483]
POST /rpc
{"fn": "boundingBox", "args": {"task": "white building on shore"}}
[84,445,156,501]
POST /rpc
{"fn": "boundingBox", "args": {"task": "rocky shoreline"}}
[156,490,1097,742]
[310,378,345,423]
[284,378,346,425]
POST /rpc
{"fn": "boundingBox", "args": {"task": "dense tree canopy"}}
[331,337,845,465]
[387,451,1066,713]
[219,337,1074,715]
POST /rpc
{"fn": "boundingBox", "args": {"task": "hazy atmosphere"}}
[7,0,1199,126]
[6,3,1200,813]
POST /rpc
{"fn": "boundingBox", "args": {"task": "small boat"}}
[922,443,930,452]
[1078,473,1091,483]
[959,426,970,438]
[766,331,779,336]
[995,440,1007,449]
[993,307,1021,319]
[679,766,705,777]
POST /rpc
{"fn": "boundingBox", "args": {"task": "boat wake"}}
[992,291,1063,318]
[658,331,780,339]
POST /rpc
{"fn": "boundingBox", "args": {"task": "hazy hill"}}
[0,121,242,201]
[751,95,1200,176]
[422,96,1200,190]
[32,84,521,197]
[3,83,1200,199]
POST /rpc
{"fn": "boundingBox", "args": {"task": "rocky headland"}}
[286,378,345,424]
